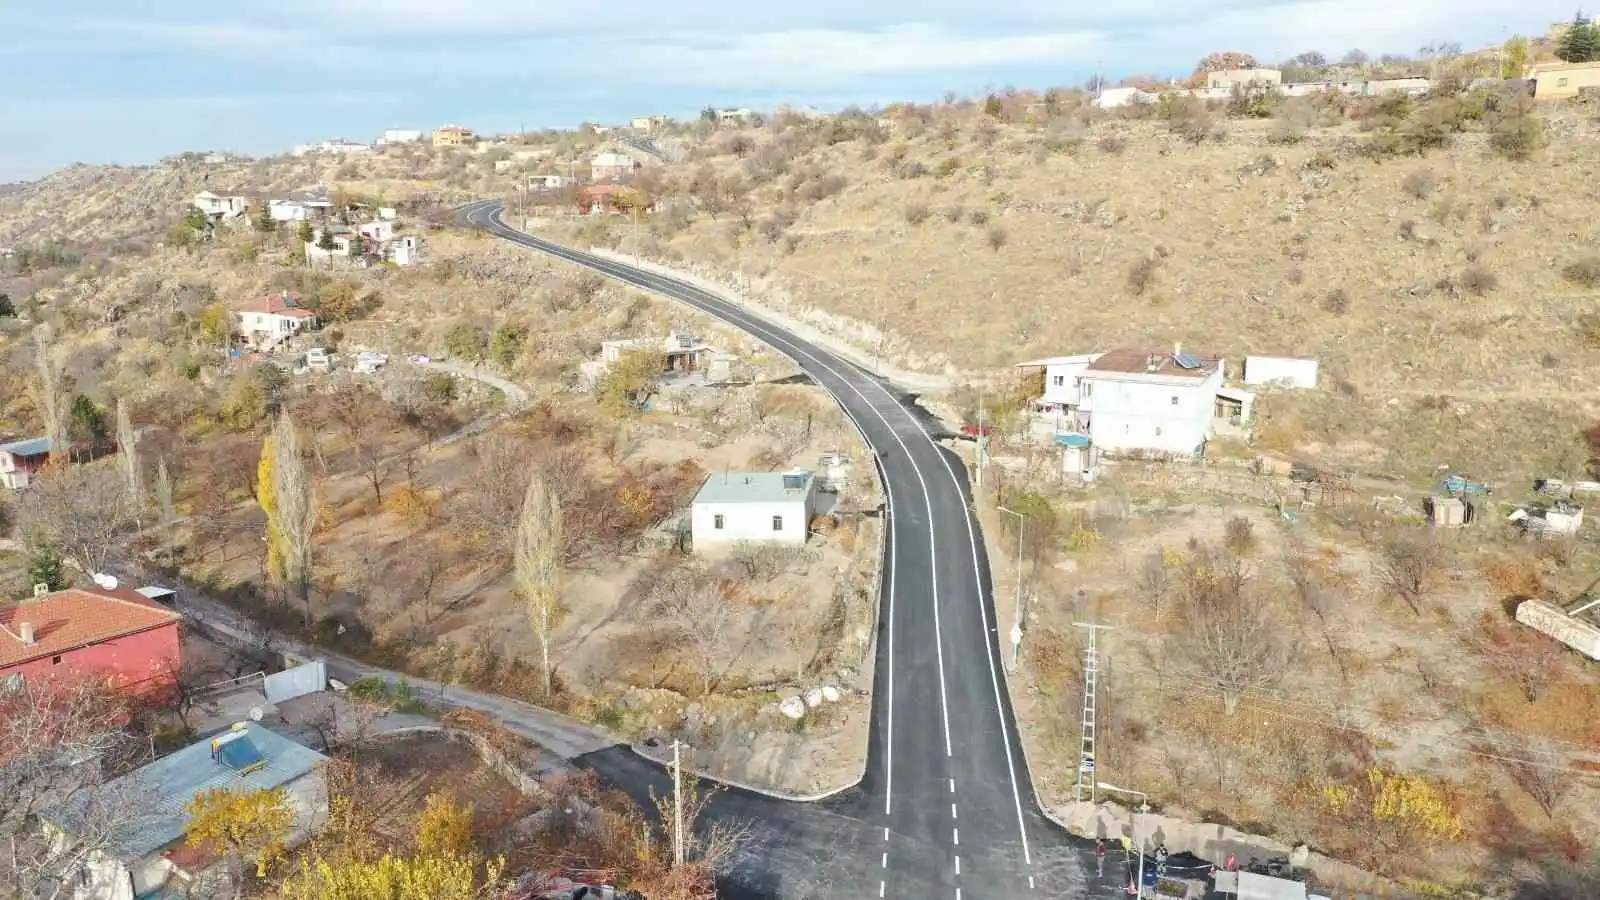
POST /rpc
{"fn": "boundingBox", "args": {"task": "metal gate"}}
[264,659,326,703]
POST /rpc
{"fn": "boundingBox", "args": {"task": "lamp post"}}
[1097,782,1150,898]
[996,505,1028,671]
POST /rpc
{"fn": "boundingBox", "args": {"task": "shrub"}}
[1321,288,1350,315]
[941,204,965,224]
[934,157,962,178]
[1401,167,1436,200]
[1097,134,1127,155]
[1576,313,1600,349]
[903,203,932,226]
[424,373,457,403]
[1459,265,1498,296]
[985,224,1008,252]
[1126,257,1159,296]
[1562,256,1600,288]
[1489,111,1544,161]
[967,209,990,226]
[1223,516,1257,555]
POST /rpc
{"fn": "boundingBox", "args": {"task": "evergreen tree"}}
[67,394,108,448]
[0,293,13,317]
[254,201,276,233]
[183,206,210,232]
[1557,20,1600,62]
[296,219,315,244]
[26,539,68,592]
[316,228,338,252]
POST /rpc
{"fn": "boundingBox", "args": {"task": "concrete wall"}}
[1243,356,1319,389]
[692,496,813,547]
[1085,373,1221,456]
[1516,599,1600,660]
[1532,63,1600,100]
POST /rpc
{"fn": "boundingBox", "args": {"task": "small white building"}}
[1205,68,1283,90]
[631,114,671,132]
[528,174,568,190]
[377,128,422,145]
[235,291,319,347]
[1016,353,1101,429]
[691,471,816,549]
[1243,356,1319,389]
[192,191,250,219]
[268,199,312,222]
[1094,87,1157,108]
[383,234,420,266]
[39,722,328,900]
[357,219,397,243]
[1077,347,1245,457]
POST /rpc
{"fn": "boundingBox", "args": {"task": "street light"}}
[1097,782,1150,898]
[996,505,1027,671]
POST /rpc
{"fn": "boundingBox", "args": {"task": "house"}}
[1366,76,1433,96]
[714,107,756,123]
[576,183,651,215]
[0,584,181,697]
[234,291,318,348]
[631,114,671,132]
[1530,61,1600,100]
[1095,87,1157,108]
[1074,346,1251,457]
[691,470,817,548]
[1205,68,1283,90]
[0,436,52,489]
[1015,354,1101,426]
[1243,356,1319,389]
[41,722,328,900]
[267,199,311,222]
[528,174,568,190]
[590,151,639,183]
[381,234,420,266]
[317,139,370,154]
[432,124,474,147]
[357,220,396,243]
[191,191,250,220]
[377,128,422,145]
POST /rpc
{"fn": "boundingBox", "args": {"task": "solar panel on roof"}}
[218,737,266,775]
[1174,352,1201,369]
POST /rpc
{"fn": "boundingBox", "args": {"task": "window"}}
[772,515,784,532]
[1052,375,1065,387]
[1557,77,1569,87]
[51,655,63,665]
[1082,383,1092,398]
[1171,395,1180,406]
[713,514,725,530]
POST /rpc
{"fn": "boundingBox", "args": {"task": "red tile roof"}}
[234,292,317,319]
[0,588,180,669]
[1086,347,1220,379]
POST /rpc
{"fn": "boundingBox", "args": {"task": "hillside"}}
[537,88,1600,486]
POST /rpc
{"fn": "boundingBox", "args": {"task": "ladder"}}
[1074,622,1112,803]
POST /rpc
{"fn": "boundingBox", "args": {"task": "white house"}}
[235,291,319,347]
[1243,356,1319,389]
[1016,354,1101,427]
[528,174,568,190]
[191,191,250,219]
[377,128,422,145]
[1075,347,1247,457]
[40,722,328,900]
[691,471,816,549]
[590,151,639,182]
[383,234,420,266]
[1094,87,1156,108]
[357,220,396,243]
[268,199,312,222]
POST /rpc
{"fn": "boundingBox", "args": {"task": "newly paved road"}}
[460,201,1126,899]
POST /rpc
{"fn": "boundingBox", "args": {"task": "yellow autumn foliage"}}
[184,786,293,878]
[415,792,475,859]
[279,852,503,900]
[1323,767,1463,843]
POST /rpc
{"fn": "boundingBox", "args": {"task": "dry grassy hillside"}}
[539,91,1600,485]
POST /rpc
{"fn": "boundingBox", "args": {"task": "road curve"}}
[461,201,1110,900]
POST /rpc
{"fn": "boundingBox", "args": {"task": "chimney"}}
[19,622,35,646]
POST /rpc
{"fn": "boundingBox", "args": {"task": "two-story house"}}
[1015,354,1100,430]
[0,437,52,489]
[590,151,639,183]
[1076,347,1240,456]
[0,583,181,697]
[191,191,251,220]
[234,291,318,348]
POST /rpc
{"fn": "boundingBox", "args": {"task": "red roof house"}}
[0,587,182,699]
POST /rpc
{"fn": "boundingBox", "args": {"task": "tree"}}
[1322,766,1463,857]
[184,786,294,891]
[326,383,394,503]
[444,323,489,366]
[597,348,661,415]
[491,323,526,369]
[515,467,564,697]
[25,537,68,591]
[297,219,315,245]
[1375,529,1440,614]
[0,292,14,317]
[1556,20,1600,63]
[256,431,286,583]
[1503,35,1530,77]
[155,457,176,557]
[19,465,135,576]
[254,202,276,234]
[196,301,233,348]
[114,398,141,523]
[416,792,475,858]
[66,394,107,452]
[270,413,318,621]
[1193,51,1259,75]
[651,568,739,695]
[33,328,66,460]
[1172,547,1287,714]
[316,227,338,253]
[281,852,502,900]
[1499,745,1573,819]
[184,206,210,233]
[166,221,196,250]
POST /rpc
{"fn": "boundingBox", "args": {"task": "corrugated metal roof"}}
[41,723,326,862]
[694,471,814,505]
[0,436,51,457]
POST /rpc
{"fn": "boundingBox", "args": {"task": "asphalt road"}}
[459,201,1137,899]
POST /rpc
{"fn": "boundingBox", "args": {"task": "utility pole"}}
[672,739,685,866]
[1073,622,1113,804]
[632,201,641,267]
[975,391,986,488]
[1097,782,1149,898]
[997,506,1028,672]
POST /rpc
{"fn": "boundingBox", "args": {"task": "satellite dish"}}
[92,573,119,590]
[249,706,264,722]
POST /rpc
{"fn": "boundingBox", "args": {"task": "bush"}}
[1401,167,1436,199]
[1127,257,1159,296]
[1459,265,1498,296]
[941,205,965,223]
[1097,134,1127,155]
[424,373,457,403]
[967,209,990,226]
[904,203,932,226]
[1223,516,1257,555]
[1321,288,1350,315]
[1562,256,1600,288]
[934,157,962,178]
[985,224,1008,252]
[1489,113,1544,161]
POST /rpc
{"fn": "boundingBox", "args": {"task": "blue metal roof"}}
[694,471,815,505]
[0,436,51,457]
[1055,433,1092,447]
[41,723,326,862]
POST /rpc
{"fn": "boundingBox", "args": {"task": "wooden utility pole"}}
[672,740,685,866]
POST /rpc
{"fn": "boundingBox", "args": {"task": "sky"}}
[0,0,1575,182]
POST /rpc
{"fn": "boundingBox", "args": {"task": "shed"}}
[1428,496,1466,527]
[1243,356,1318,389]
[1213,871,1308,900]
[691,470,817,549]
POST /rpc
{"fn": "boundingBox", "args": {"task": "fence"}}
[264,659,327,703]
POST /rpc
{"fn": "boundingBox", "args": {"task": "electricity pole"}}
[1073,622,1113,803]
[997,506,1028,671]
[975,391,986,488]
[672,739,685,866]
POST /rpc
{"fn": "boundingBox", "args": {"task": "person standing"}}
[1096,838,1108,877]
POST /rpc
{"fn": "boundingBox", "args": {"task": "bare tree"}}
[515,467,564,697]
[114,398,141,525]
[1136,549,1170,619]
[651,568,740,696]
[1499,746,1573,820]
[1375,529,1440,614]
[32,328,67,459]
[18,464,136,576]
[271,413,319,624]
[154,457,176,563]
[1284,542,1344,671]
[1173,549,1288,714]
[453,435,530,561]
[326,383,394,503]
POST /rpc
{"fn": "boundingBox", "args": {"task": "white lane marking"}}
[884,827,890,841]
[883,479,897,815]
[482,210,975,829]
[956,889,962,900]
[953,828,960,846]
[879,882,885,898]
[1029,875,1036,889]
[882,853,888,868]
[955,856,961,875]
[948,779,955,793]
[951,803,958,819]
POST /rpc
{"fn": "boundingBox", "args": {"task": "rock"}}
[804,688,825,709]
[821,685,842,703]
[779,696,806,719]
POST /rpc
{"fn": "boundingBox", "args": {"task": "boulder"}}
[803,688,825,709]
[779,696,806,719]
[821,685,842,703]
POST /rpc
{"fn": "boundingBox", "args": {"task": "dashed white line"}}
[955,856,961,875]
[1029,875,1036,889]
[883,827,890,841]
[879,881,885,898]
[881,853,888,868]
[948,779,955,793]
[956,889,962,900]
[953,828,960,846]
[951,803,958,819]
